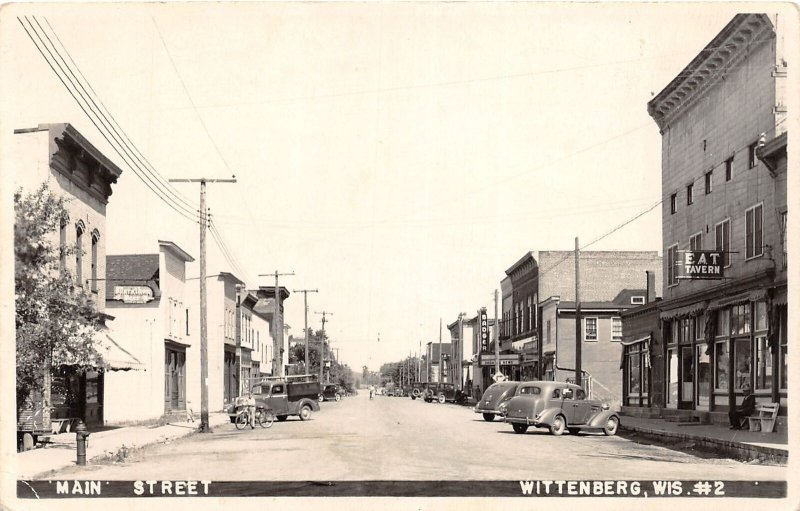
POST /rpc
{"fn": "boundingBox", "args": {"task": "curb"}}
[619,424,788,465]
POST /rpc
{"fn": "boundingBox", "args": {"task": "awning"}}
[660,301,707,320]
[621,335,651,347]
[707,289,768,311]
[97,333,145,371]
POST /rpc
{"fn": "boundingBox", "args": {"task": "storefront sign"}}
[479,354,521,366]
[682,251,724,279]
[480,308,489,352]
[113,285,154,304]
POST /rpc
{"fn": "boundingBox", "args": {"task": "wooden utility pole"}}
[494,289,500,376]
[315,311,333,383]
[293,288,318,375]
[575,237,582,388]
[438,318,443,383]
[259,271,294,377]
[169,176,236,433]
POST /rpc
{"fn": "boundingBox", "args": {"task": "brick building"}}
[646,14,788,423]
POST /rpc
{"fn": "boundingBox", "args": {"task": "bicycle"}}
[235,406,275,430]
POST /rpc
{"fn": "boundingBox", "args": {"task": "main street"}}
[49,393,784,482]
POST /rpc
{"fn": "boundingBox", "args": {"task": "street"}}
[48,392,785,481]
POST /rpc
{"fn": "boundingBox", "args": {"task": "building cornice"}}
[648,14,775,133]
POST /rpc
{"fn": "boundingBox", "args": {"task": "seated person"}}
[728,382,755,430]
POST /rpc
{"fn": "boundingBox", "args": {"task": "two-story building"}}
[13,122,130,429]
[646,13,788,423]
[105,241,194,423]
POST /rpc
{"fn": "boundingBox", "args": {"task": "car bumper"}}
[504,416,537,426]
[473,407,504,414]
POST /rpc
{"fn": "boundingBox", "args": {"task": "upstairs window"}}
[90,232,99,292]
[667,244,679,287]
[670,193,677,214]
[715,219,731,267]
[59,217,68,275]
[781,211,788,268]
[705,170,713,194]
[748,142,758,169]
[687,184,694,205]
[745,204,763,259]
[612,317,622,341]
[725,157,734,181]
[75,223,84,286]
[690,232,702,251]
[584,317,598,342]
[631,296,645,305]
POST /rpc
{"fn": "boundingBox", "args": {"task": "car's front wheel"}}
[603,416,619,436]
[549,415,566,436]
[482,413,495,422]
[299,405,312,421]
[512,424,528,434]
[318,395,324,403]
[335,394,341,402]
[438,394,446,404]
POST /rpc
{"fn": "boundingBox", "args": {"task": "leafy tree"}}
[15,184,104,417]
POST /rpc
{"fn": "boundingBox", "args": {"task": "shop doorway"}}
[679,346,694,409]
[164,345,186,412]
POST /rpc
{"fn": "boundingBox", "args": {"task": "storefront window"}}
[667,349,678,406]
[730,304,750,336]
[681,346,694,401]
[733,338,751,390]
[715,341,729,390]
[754,335,771,390]
[681,318,692,344]
[642,349,649,394]
[754,301,767,331]
[629,348,640,394]
[695,313,705,340]
[696,345,710,407]
[717,309,729,337]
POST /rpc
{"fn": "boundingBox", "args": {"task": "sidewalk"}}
[619,415,788,465]
[16,412,231,479]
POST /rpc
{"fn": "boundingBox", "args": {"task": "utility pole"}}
[259,271,294,377]
[315,311,333,383]
[235,284,245,397]
[458,313,465,390]
[418,340,422,382]
[575,237,582,388]
[494,289,500,377]
[293,288,318,375]
[169,176,236,434]
[438,318,443,383]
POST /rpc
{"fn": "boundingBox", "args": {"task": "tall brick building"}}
[644,13,788,423]
[497,250,662,403]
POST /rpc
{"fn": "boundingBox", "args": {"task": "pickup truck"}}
[229,376,321,422]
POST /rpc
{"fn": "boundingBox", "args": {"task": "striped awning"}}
[707,289,767,311]
[660,301,707,320]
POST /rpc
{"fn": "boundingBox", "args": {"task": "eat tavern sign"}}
[680,250,725,280]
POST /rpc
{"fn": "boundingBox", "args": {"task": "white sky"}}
[1,2,750,372]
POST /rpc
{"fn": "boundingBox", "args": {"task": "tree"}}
[15,184,104,417]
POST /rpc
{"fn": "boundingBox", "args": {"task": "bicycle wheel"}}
[235,411,248,430]
[258,409,274,429]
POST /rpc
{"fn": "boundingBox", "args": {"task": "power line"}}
[43,17,199,212]
[18,16,200,224]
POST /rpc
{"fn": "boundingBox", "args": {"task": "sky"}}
[1,2,754,372]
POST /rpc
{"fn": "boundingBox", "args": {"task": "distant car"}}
[474,381,521,421]
[501,381,620,436]
[423,383,459,403]
[318,384,342,402]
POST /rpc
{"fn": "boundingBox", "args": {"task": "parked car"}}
[409,382,427,400]
[423,382,460,403]
[473,381,521,421]
[501,381,619,436]
[318,384,342,402]
[227,376,321,422]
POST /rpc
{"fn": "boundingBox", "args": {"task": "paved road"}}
[49,392,786,481]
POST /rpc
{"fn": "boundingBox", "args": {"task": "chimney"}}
[646,271,656,303]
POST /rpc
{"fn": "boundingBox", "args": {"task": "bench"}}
[747,403,780,433]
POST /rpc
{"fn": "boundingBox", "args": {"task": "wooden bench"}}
[747,403,780,433]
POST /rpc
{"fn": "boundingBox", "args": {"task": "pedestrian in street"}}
[369,385,375,400]
[729,382,755,430]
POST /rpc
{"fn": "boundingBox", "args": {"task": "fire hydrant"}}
[75,420,90,466]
